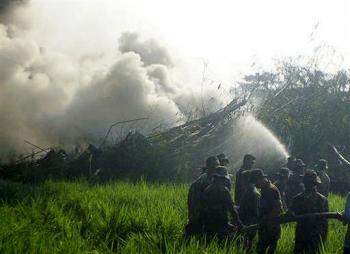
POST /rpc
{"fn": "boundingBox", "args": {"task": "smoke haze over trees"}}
[245,59,350,164]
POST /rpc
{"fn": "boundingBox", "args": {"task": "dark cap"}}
[296,159,306,167]
[278,167,291,177]
[243,154,256,163]
[287,156,296,162]
[303,170,321,185]
[217,153,230,164]
[316,159,328,170]
[247,168,267,183]
[206,156,220,168]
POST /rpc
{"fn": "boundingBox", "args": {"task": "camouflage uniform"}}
[257,181,282,254]
[217,153,230,167]
[317,171,330,197]
[201,174,242,239]
[185,157,221,236]
[186,173,208,233]
[273,168,290,211]
[286,173,305,208]
[290,171,329,254]
[239,182,261,252]
[235,154,255,206]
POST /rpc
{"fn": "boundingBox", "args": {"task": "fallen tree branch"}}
[329,144,350,168]
[24,140,47,152]
[99,118,149,147]
[16,149,51,163]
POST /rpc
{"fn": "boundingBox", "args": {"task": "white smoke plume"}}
[118,32,173,67]
[0,0,290,171]
[0,1,224,158]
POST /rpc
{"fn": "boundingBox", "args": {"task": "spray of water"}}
[218,115,289,170]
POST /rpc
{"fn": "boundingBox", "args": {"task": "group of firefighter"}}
[186,153,350,254]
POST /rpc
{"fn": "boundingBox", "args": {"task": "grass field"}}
[0,180,347,253]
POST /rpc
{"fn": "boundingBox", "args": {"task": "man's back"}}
[259,182,282,219]
[189,166,231,223]
[257,180,282,254]
[286,174,305,207]
[239,184,260,226]
[186,173,211,235]
[202,182,236,234]
[291,190,329,253]
[291,190,328,213]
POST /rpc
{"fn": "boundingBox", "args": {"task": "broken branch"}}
[99,117,149,147]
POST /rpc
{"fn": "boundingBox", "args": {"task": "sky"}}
[31,0,350,84]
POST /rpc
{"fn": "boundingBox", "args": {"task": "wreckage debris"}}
[0,97,248,183]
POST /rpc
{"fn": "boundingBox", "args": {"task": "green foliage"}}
[0,180,347,253]
[244,61,350,163]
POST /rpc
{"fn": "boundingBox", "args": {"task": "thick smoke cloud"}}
[118,32,173,67]
[0,3,223,158]
[62,50,182,141]
[0,0,27,13]
[0,23,82,156]
[0,0,289,169]
[60,32,224,142]
[0,0,31,34]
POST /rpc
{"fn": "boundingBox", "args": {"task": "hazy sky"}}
[32,0,350,84]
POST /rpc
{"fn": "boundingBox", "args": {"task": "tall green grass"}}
[0,180,347,253]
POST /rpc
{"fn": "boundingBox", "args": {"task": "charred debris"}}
[0,98,248,184]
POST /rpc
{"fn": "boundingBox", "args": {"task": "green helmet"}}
[303,170,321,185]
[316,159,328,170]
[217,153,230,165]
[206,156,220,168]
[278,167,291,177]
[244,168,267,184]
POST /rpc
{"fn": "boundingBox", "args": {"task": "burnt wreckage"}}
[0,98,248,183]
[1,96,350,192]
